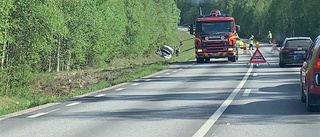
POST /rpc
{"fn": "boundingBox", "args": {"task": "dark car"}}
[300,35,320,111]
[279,37,313,67]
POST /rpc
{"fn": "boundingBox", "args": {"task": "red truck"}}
[189,10,240,63]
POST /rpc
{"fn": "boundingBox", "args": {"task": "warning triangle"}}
[249,49,267,63]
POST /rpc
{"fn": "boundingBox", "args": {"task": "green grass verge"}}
[0,30,195,116]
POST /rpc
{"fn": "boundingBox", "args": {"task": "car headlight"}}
[228,48,234,51]
[197,49,203,52]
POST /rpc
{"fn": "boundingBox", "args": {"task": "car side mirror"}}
[236,25,241,32]
[189,24,194,35]
[302,61,308,69]
[315,74,320,85]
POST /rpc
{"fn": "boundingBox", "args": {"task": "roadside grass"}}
[0,30,195,116]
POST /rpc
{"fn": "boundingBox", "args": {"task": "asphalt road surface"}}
[1,43,320,137]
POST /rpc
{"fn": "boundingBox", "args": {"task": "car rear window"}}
[285,39,312,48]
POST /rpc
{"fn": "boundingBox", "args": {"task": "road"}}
[1,44,320,137]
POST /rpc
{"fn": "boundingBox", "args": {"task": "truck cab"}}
[189,10,240,63]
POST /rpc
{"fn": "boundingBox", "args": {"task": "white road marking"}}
[179,68,183,71]
[242,89,252,97]
[94,94,106,97]
[156,76,162,78]
[66,102,81,107]
[27,113,47,118]
[188,65,193,67]
[193,64,253,137]
[253,73,258,76]
[173,70,178,73]
[226,123,230,125]
[27,108,60,118]
[131,83,140,86]
[165,73,170,75]
[115,88,125,91]
[144,79,152,81]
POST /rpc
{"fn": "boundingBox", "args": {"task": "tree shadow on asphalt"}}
[222,83,320,125]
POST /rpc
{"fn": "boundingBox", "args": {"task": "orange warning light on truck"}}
[189,10,241,63]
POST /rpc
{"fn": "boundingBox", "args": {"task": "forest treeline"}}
[0,0,179,96]
[177,0,320,42]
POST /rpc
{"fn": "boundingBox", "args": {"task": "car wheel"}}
[306,88,315,112]
[204,58,210,62]
[279,62,285,67]
[300,85,306,102]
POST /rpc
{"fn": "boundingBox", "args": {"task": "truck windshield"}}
[196,21,234,35]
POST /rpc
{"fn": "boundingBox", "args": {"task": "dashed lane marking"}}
[27,113,47,118]
[94,94,106,97]
[253,73,258,76]
[27,108,60,118]
[131,83,140,86]
[66,102,81,107]
[242,89,252,97]
[115,88,125,91]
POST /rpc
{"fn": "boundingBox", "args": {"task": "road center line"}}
[242,89,252,97]
[193,64,253,137]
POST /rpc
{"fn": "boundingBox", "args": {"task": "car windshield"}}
[286,39,312,48]
[196,21,234,35]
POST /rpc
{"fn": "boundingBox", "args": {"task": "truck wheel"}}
[236,48,239,60]
[196,58,204,63]
[228,56,236,62]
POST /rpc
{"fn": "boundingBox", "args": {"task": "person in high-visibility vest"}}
[248,35,254,50]
[267,31,272,44]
